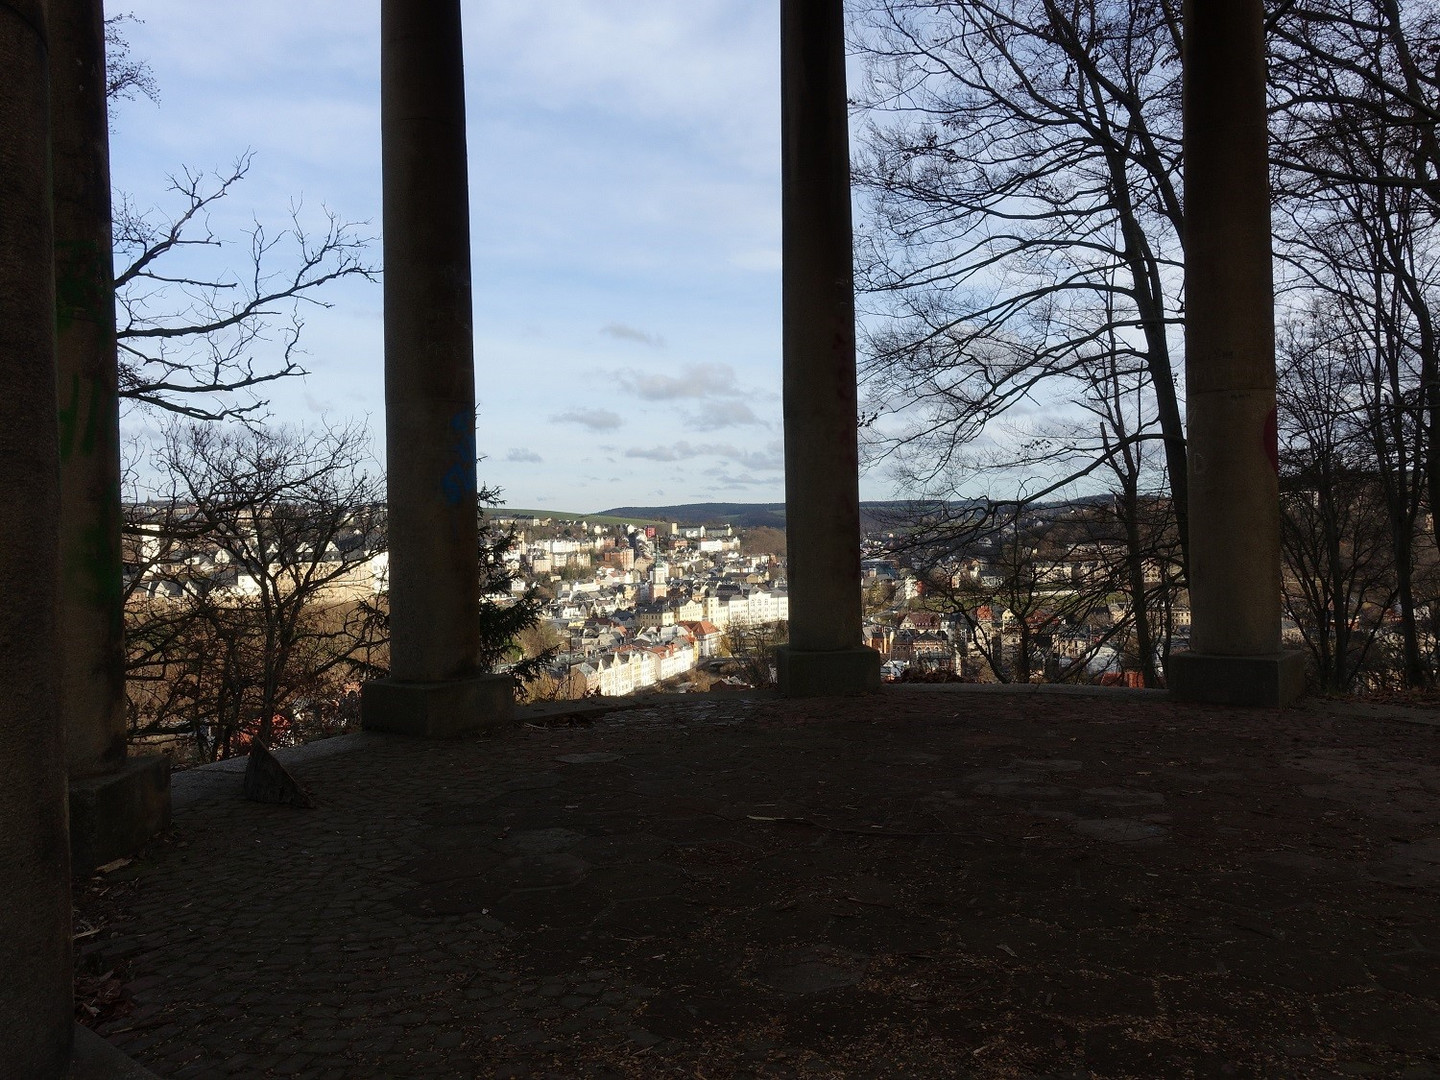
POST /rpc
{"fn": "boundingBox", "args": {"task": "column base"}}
[777,645,882,698]
[1166,650,1308,707]
[361,674,514,738]
[70,1023,163,1079]
[69,756,172,877]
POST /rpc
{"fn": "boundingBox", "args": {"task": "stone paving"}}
[77,688,1440,1078]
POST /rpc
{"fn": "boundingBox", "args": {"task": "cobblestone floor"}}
[77,688,1440,1079]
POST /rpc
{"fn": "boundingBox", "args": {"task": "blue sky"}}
[108,1,900,512]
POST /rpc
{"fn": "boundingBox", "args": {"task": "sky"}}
[108,1,901,513]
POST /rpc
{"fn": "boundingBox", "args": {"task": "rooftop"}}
[79,688,1440,1079]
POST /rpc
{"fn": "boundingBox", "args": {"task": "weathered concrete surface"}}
[1167,650,1309,709]
[50,0,127,777]
[778,0,878,697]
[1180,0,1285,674]
[70,1025,162,1080]
[0,0,75,1074]
[49,0,172,877]
[376,0,483,689]
[362,673,515,739]
[69,757,172,875]
[79,690,1440,1078]
[776,644,882,699]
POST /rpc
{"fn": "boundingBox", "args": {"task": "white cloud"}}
[689,400,764,430]
[619,363,740,401]
[704,470,773,488]
[506,448,543,463]
[552,409,624,431]
[601,323,665,348]
[627,445,685,462]
[625,441,783,472]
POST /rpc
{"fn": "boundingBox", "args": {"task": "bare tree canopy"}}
[126,421,387,759]
[104,13,159,106]
[851,0,1188,549]
[105,17,377,421]
[853,0,1440,690]
[1270,0,1440,688]
[112,156,377,420]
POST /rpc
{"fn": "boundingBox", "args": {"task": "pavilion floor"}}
[76,686,1440,1079]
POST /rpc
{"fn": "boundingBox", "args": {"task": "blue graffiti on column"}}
[442,410,477,506]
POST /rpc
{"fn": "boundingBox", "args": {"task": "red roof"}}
[679,620,722,636]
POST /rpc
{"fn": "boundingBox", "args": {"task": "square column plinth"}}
[777,645,882,699]
[362,675,514,738]
[69,756,172,876]
[1167,651,1307,708]
[71,1023,164,1078]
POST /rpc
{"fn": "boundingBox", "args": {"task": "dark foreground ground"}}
[77,687,1440,1079]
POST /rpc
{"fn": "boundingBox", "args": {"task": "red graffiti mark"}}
[1262,407,1279,475]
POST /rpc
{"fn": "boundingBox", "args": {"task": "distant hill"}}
[600,502,786,529]
[598,501,933,531]
[496,508,667,528]
[502,497,1102,533]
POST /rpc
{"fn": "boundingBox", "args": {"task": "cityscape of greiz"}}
[119,492,1236,764]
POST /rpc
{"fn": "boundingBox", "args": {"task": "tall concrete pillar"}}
[0,0,75,1073]
[776,0,881,697]
[1167,0,1306,706]
[363,0,513,735]
[50,0,169,874]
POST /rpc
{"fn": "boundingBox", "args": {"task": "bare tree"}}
[126,421,387,760]
[125,427,555,758]
[1277,313,1399,690]
[1269,0,1440,211]
[721,620,788,688]
[103,14,158,107]
[888,504,1129,683]
[1270,0,1440,685]
[112,157,376,420]
[853,0,1440,693]
[1015,289,1184,685]
[105,17,377,421]
[851,0,1190,572]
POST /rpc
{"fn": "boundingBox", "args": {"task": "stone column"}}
[50,0,169,874]
[776,0,881,697]
[363,0,513,736]
[0,0,74,1073]
[1167,0,1306,706]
